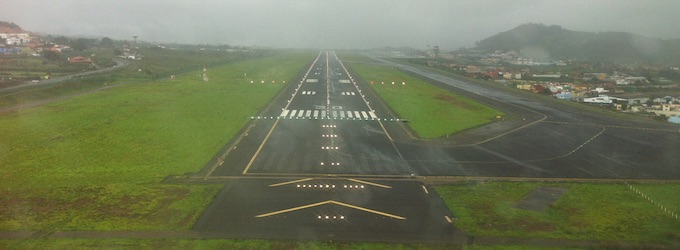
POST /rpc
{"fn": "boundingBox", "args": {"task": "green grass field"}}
[436,182,680,243]
[340,54,504,139]
[0,238,598,249]
[0,51,315,231]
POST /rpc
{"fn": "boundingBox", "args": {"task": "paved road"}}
[0,58,130,94]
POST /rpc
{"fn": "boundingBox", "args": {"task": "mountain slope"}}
[475,23,680,64]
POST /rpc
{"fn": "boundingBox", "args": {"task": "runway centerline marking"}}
[255,200,405,220]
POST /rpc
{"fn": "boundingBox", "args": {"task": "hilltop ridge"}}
[475,23,680,64]
[0,21,24,33]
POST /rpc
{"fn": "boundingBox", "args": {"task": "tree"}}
[71,38,91,51]
[100,37,114,47]
[42,50,63,61]
[53,36,70,45]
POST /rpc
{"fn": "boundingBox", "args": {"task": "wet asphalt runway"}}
[193,51,679,242]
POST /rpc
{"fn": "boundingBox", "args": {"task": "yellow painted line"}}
[242,118,281,174]
[255,200,405,220]
[377,120,394,141]
[256,200,330,218]
[269,178,315,187]
[329,201,405,220]
[347,178,392,189]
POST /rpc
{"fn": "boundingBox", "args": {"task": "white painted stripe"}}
[340,111,345,118]
[347,111,353,118]
[302,91,307,95]
[354,111,360,118]
[369,111,377,119]
[298,110,305,117]
[361,111,368,118]
[341,92,346,95]
[421,185,429,194]
[280,110,290,117]
[290,110,297,117]
[351,92,356,95]
[321,110,326,117]
[332,111,338,117]
[313,110,319,118]
[312,91,316,95]
[305,110,312,117]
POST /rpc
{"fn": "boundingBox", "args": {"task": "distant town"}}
[2,20,679,123]
[369,45,680,123]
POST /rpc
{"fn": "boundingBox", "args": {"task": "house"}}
[516,84,532,91]
[555,92,573,100]
[593,87,609,93]
[68,56,92,64]
[583,95,626,104]
[0,33,31,45]
[530,84,546,93]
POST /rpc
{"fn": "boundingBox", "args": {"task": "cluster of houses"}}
[1,31,96,65]
[420,49,680,122]
[0,32,31,46]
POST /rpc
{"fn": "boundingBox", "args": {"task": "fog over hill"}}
[475,23,680,64]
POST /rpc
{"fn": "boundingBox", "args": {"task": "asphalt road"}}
[192,51,680,242]
[0,58,130,94]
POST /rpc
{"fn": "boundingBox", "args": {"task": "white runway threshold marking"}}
[274,110,385,120]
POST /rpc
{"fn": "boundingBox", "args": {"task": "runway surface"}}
[192,51,680,242]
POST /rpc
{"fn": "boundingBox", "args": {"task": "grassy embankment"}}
[340,54,503,139]
[436,182,680,244]
[0,50,315,231]
[0,48,264,110]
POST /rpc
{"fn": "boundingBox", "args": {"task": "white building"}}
[0,33,31,45]
[583,95,627,104]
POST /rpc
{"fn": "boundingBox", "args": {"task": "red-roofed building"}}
[68,56,92,64]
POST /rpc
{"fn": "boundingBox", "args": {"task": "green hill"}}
[475,23,680,64]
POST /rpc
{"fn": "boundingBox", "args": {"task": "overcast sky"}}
[2,0,679,50]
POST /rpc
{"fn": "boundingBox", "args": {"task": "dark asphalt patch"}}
[515,186,569,211]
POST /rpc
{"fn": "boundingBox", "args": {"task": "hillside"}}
[475,23,680,64]
[0,21,23,33]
